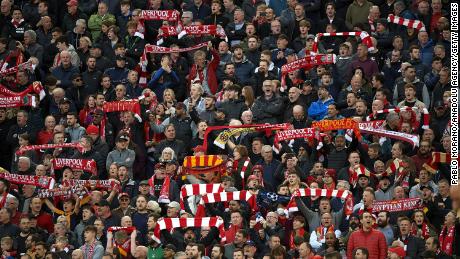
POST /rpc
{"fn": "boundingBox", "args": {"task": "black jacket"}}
[219,98,247,121]
[252,95,285,124]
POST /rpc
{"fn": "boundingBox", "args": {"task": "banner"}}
[51,158,97,175]
[312,31,374,53]
[312,118,362,140]
[372,198,423,213]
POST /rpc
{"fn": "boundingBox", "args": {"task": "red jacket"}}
[187,49,220,94]
[347,228,387,259]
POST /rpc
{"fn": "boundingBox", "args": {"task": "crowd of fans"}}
[0,0,457,258]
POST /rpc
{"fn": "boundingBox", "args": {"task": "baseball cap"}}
[388,246,406,258]
[252,164,263,172]
[67,0,78,6]
[60,97,71,105]
[96,199,110,207]
[118,193,130,200]
[306,34,315,40]
[116,134,130,142]
[247,175,259,183]
[86,125,99,135]
[139,180,149,186]
[358,173,370,179]
[116,55,126,61]
[434,100,445,109]
[420,185,434,192]
[167,201,180,210]
[285,49,296,56]
[244,240,256,247]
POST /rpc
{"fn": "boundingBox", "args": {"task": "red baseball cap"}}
[388,246,406,258]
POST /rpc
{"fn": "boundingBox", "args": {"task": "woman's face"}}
[155,104,165,115]
[162,151,173,161]
[88,96,96,108]
[354,69,363,77]
[109,165,118,179]
[190,86,201,98]
[325,233,336,246]
[233,150,241,160]
[79,38,89,48]
[414,212,424,225]
[445,212,456,225]
[163,91,173,102]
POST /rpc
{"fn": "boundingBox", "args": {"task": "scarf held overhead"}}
[360,127,419,148]
[0,171,55,189]
[62,179,120,191]
[423,152,451,173]
[52,158,97,175]
[16,142,83,155]
[312,32,374,53]
[372,198,423,212]
[312,118,362,140]
[0,81,45,100]
[102,100,142,122]
[366,106,429,130]
[280,54,336,90]
[152,217,225,244]
[179,183,224,210]
[195,190,256,217]
[286,188,354,216]
[157,25,227,45]
[387,14,426,31]
[204,123,291,150]
[37,184,86,198]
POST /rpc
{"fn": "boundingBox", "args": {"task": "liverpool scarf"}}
[273,128,323,152]
[0,81,45,100]
[179,183,224,210]
[108,226,136,233]
[280,54,336,91]
[103,100,142,122]
[62,179,120,191]
[195,190,256,217]
[312,118,362,140]
[0,171,55,189]
[157,25,226,45]
[423,152,451,173]
[137,10,180,39]
[0,95,36,108]
[366,106,429,130]
[312,31,374,53]
[152,217,225,243]
[148,174,171,203]
[16,142,83,155]
[372,198,423,212]
[204,123,291,150]
[37,184,85,198]
[286,188,353,217]
[387,14,426,31]
[51,158,97,175]
[0,49,24,77]
[139,42,209,87]
[345,120,385,141]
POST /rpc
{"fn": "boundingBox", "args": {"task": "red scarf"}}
[148,174,170,203]
[367,106,429,130]
[180,184,224,210]
[423,152,451,173]
[0,60,33,77]
[290,228,306,249]
[316,225,335,240]
[0,191,8,209]
[81,241,96,259]
[108,226,136,233]
[439,225,455,255]
[0,81,45,100]
[312,118,362,141]
[0,95,36,108]
[157,25,226,44]
[11,18,23,28]
[103,100,142,122]
[62,179,120,191]
[0,171,55,189]
[37,184,86,198]
[51,158,97,175]
[115,239,131,258]
[280,54,336,90]
[411,222,431,240]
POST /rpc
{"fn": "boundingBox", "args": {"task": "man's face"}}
[211,247,222,259]
[35,245,46,258]
[377,212,388,227]
[66,115,76,126]
[425,237,436,251]
[348,153,360,165]
[288,88,300,102]
[399,220,411,235]
[404,87,416,100]
[271,21,281,34]
[246,25,255,36]
[360,213,373,229]
[234,10,244,22]
[234,232,245,245]
[231,212,242,225]
[262,82,272,96]
[233,251,244,259]
[165,126,176,139]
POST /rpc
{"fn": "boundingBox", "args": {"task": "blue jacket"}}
[419,39,435,67]
[104,67,129,86]
[51,64,80,90]
[307,97,335,121]
[233,57,255,85]
[147,68,180,102]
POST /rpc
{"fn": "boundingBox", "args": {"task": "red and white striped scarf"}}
[16,142,83,156]
[148,174,171,203]
[312,32,374,53]
[0,49,24,76]
[179,184,224,210]
[0,172,55,189]
[368,17,376,32]
[51,158,97,175]
[345,120,385,141]
[152,217,225,243]
[360,127,420,148]
[349,164,372,188]
[195,190,256,217]
[423,152,451,173]
[439,225,455,255]
[240,157,251,189]
[387,14,426,31]
[286,188,353,216]
[366,106,429,130]
[280,54,336,91]
[411,222,431,240]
